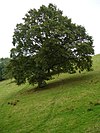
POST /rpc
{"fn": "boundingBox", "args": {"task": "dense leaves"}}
[10,3,94,87]
[0,58,10,81]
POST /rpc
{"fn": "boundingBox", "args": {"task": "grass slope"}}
[0,54,100,133]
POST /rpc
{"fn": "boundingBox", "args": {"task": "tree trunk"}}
[38,80,46,88]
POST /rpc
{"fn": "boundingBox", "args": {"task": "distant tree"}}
[10,3,94,87]
[0,58,10,81]
[0,61,3,81]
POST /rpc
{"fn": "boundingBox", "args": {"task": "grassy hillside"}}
[0,54,100,133]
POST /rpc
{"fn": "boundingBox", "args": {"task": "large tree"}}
[10,3,94,87]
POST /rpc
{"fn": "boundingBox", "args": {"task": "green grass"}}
[0,54,100,133]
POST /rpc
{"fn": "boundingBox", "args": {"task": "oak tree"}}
[10,3,94,87]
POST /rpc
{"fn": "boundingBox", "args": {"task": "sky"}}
[0,0,100,58]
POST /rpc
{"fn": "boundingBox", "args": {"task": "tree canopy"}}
[10,3,94,87]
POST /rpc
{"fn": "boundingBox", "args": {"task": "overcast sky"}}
[0,0,100,58]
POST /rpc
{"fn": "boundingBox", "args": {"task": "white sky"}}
[0,0,100,58]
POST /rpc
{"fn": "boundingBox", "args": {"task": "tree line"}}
[0,58,10,81]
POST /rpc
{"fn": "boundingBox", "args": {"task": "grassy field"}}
[0,54,100,133]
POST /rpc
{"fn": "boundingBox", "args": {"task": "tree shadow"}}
[27,72,96,93]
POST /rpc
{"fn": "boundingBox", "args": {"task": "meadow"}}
[0,54,100,133]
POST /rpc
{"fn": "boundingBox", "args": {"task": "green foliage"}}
[10,3,94,87]
[0,58,10,81]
